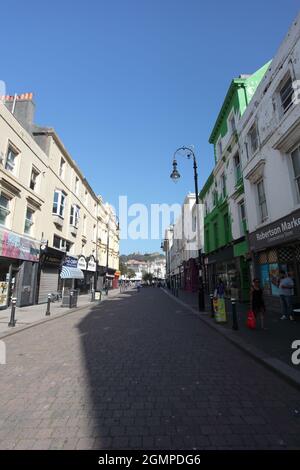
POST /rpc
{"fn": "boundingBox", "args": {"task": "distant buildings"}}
[0,93,119,309]
[122,257,166,281]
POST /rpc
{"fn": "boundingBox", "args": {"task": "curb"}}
[162,288,300,390]
[0,302,92,340]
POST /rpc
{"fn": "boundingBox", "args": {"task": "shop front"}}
[206,246,239,300]
[249,208,300,311]
[105,267,116,289]
[0,227,40,308]
[38,244,64,304]
[75,255,97,294]
[183,258,198,292]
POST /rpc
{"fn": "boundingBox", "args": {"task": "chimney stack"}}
[2,93,35,133]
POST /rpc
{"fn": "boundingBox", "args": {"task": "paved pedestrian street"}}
[0,288,299,450]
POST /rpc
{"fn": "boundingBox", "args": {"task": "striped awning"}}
[60,266,84,279]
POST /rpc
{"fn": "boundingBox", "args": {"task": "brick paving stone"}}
[0,289,299,450]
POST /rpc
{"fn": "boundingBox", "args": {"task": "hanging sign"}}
[77,256,87,270]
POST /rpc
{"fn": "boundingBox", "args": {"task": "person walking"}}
[250,278,266,329]
[214,278,225,299]
[279,271,294,320]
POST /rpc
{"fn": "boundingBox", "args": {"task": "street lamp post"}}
[170,146,205,311]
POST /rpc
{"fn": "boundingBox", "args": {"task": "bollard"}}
[231,298,238,330]
[210,293,214,317]
[8,297,17,327]
[45,293,51,316]
[69,291,74,308]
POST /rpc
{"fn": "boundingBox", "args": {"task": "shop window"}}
[24,208,34,235]
[278,246,294,263]
[5,146,18,173]
[0,194,10,226]
[258,252,268,264]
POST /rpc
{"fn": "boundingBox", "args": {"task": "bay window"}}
[53,190,66,218]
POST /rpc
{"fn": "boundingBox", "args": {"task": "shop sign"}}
[77,256,87,270]
[249,208,300,251]
[207,246,234,265]
[63,256,78,268]
[0,227,40,262]
[87,255,96,272]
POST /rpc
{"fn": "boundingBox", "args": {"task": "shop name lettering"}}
[2,233,39,256]
[256,216,300,241]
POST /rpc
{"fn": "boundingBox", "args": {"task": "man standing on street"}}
[279,271,294,320]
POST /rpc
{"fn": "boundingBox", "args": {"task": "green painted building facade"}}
[200,62,270,301]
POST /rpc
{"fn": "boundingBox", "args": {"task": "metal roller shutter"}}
[38,266,59,303]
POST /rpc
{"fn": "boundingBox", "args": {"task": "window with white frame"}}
[59,157,65,179]
[83,214,87,235]
[94,202,97,217]
[0,194,10,226]
[291,144,300,199]
[257,180,268,222]
[85,190,88,206]
[53,190,66,217]
[93,224,97,242]
[248,123,258,155]
[279,73,294,115]
[30,167,39,191]
[24,207,34,235]
[53,235,72,252]
[70,204,80,227]
[5,146,18,173]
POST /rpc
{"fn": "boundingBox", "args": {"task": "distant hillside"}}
[120,252,165,263]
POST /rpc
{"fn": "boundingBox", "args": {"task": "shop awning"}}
[60,266,84,279]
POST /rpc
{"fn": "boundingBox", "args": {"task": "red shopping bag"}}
[246,310,256,329]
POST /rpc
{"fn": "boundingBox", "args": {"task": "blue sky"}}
[1,0,299,254]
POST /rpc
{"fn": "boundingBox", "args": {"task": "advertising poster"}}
[0,281,9,307]
[260,264,271,295]
[270,263,287,296]
[213,297,227,322]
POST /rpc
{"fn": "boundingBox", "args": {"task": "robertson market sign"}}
[249,209,300,251]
